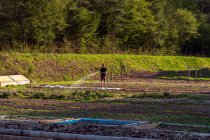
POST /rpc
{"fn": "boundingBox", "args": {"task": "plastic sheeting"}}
[57,118,147,125]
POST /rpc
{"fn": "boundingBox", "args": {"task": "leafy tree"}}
[168,0,210,56]
[95,0,124,36]
[0,2,3,36]
[121,0,156,52]
[24,0,68,45]
[0,0,207,55]
[150,0,169,51]
[197,0,210,14]
[94,0,125,53]
[195,22,210,56]
[65,1,100,53]
[183,16,210,56]
[0,0,68,47]
[175,9,199,44]
[150,0,199,54]
[170,0,199,12]
[0,2,2,15]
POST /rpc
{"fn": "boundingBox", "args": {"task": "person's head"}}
[102,64,105,68]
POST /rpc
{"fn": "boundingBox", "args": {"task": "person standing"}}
[100,64,107,87]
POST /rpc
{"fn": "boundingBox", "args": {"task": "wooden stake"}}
[195,66,197,82]
[111,71,113,81]
[188,66,190,83]
[121,69,123,81]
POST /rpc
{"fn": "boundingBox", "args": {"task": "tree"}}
[0,0,68,47]
[175,9,199,44]
[148,0,199,55]
[93,0,125,53]
[24,0,68,44]
[198,0,210,14]
[150,0,169,51]
[121,0,156,52]
[0,0,207,55]
[169,0,199,12]
[0,2,2,15]
[65,1,100,53]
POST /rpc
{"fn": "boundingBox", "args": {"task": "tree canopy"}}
[0,0,209,56]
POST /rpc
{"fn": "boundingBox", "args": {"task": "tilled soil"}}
[0,98,209,125]
[0,120,209,140]
[0,99,209,117]
[84,79,210,94]
[0,79,210,139]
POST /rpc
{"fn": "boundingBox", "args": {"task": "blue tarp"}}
[57,118,143,125]
[58,119,81,124]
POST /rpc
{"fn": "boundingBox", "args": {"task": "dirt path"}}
[84,79,210,94]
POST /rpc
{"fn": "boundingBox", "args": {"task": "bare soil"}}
[0,79,210,139]
[0,97,209,125]
[0,120,209,140]
[85,79,210,94]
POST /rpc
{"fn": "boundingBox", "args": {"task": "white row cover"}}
[0,75,30,87]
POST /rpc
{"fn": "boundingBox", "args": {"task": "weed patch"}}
[69,91,114,102]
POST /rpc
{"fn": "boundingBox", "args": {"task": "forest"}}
[0,0,210,56]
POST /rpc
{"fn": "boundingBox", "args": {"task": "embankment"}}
[0,53,210,82]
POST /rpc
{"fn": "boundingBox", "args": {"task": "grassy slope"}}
[0,52,210,82]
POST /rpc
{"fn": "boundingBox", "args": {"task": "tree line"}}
[0,0,209,56]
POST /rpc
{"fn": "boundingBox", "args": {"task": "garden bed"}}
[0,118,209,140]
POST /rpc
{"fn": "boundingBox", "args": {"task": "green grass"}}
[0,88,209,102]
[27,90,114,102]
[1,52,210,82]
[70,91,114,102]
[0,90,115,102]
[0,85,28,90]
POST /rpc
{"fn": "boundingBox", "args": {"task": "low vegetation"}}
[0,89,209,126]
[1,53,210,82]
[0,88,209,101]
[0,89,114,102]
